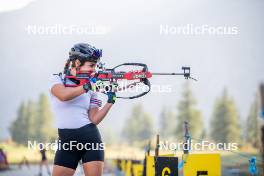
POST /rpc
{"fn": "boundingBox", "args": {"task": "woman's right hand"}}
[107,92,116,104]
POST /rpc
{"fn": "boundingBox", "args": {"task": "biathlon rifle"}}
[63,62,197,99]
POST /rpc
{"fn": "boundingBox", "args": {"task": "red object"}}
[64,70,152,87]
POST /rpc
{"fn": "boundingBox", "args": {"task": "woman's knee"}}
[83,161,104,176]
[52,165,75,176]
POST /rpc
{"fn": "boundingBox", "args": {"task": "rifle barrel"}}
[152,73,185,75]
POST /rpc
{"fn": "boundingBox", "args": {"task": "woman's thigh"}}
[52,165,75,176]
[83,161,104,176]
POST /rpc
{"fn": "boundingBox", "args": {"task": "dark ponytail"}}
[63,57,81,75]
[63,59,72,74]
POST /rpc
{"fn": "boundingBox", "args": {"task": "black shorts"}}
[54,123,104,170]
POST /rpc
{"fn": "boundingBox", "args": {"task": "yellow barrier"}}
[114,153,220,176]
[160,154,175,157]
[146,156,155,175]
[121,159,126,172]
[183,153,221,176]
[114,159,143,176]
[125,160,132,176]
[132,164,144,176]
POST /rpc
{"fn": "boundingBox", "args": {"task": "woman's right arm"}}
[51,84,86,101]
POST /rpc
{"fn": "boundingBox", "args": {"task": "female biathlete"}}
[50,43,116,176]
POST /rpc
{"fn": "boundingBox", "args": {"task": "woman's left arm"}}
[88,103,113,125]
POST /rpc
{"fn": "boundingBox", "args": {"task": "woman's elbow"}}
[89,116,99,125]
[51,85,71,102]
[92,121,100,125]
[53,92,71,101]
[91,120,99,125]
[56,95,69,101]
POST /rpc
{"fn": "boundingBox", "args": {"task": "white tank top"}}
[49,74,102,129]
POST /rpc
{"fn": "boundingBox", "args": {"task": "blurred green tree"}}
[26,100,38,141]
[36,93,57,142]
[9,102,28,145]
[9,93,56,145]
[159,106,175,139]
[122,104,154,143]
[245,93,261,148]
[210,89,242,143]
[175,82,204,139]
